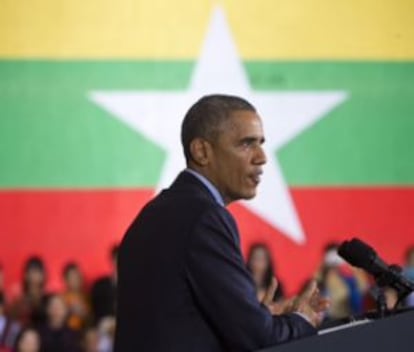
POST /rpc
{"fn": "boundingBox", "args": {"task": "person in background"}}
[246,243,285,303]
[315,243,351,320]
[37,294,81,352]
[12,328,41,352]
[0,293,20,351]
[403,245,414,307]
[317,265,350,320]
[82,327,99,352]
[10,257,49,326]
[82,320,115,352]
[62,262,90,331]
[91,245,118,325]
[317,242,371,318]
[96,317,116,352]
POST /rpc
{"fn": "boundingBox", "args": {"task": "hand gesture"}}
[262,277,329,327]
[291,280,330,327]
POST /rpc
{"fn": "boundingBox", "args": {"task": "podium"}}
[257,309,414,352]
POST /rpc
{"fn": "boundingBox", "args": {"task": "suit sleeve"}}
[185,206,316,351]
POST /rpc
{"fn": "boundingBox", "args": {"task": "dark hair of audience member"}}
[246,243,285,301]
[8,256,49,326]
[63,262,78,281]
[23,256,46,293]
[247,243,275,289]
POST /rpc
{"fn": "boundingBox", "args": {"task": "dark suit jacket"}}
[114,171,315,352]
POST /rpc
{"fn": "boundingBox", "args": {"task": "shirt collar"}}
[185,169,225,206]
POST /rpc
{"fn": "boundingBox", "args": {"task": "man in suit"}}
[115,95,327,352]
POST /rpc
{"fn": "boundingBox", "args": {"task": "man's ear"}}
[189,138,211,166]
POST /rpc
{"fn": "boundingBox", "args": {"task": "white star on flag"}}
[89,7,348,244]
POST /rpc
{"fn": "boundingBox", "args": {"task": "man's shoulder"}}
[137,182,235,239]
[144,172,220,216]
[125,172,237,243]
[146,185,223,222]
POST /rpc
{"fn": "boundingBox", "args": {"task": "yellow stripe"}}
[1,0,413,59]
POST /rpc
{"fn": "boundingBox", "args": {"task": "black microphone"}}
[338,238,414,296]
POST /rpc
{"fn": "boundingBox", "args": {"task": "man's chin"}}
[240,189,257,201]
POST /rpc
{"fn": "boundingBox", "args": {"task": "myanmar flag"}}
[1,0,413,295]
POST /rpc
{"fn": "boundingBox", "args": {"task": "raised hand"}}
[262,277,330,327]
[262,277,293,315]
[292,280,330,327]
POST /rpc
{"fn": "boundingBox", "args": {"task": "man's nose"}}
[254,145,267,165]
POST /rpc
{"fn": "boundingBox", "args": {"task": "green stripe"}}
[0,60,413,188]
[0,61,192,188]
[246,62,414,186]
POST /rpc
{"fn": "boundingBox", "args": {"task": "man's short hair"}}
[181,94,256,163]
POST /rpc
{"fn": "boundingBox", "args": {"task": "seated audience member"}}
[318,265,350,320]
[403,245,414,307]
[96,316,116,352]
[246,243,285,302]
[0,293,20,351]
[62,262,90,330]
[10,257,49,326]
[91,246,118,324]
[82,320,115,352]
[37,294,81,352]
[13,327,41,352]
[317,242,370,317]
[316,243,351,319]
[82,327,99,352]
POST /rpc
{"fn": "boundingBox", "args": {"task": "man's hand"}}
[261,277,294,315]
[262,277,329,327]
[291,280,330,327]
[261,277,283,314]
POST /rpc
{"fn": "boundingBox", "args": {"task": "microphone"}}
[338,238,414,296]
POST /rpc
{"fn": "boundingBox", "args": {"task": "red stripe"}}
[233,187,414,294]
[0,190,152,295]
[1,188,413,296]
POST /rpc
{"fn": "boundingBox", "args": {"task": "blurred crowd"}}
[1,243,413,352]
[0,246,118,352]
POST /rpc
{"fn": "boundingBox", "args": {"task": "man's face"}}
[206,110,266,204]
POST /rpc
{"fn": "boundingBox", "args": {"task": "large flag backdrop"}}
[1,0,413,294]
